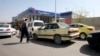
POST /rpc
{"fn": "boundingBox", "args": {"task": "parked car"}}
[0,24,17,37]
[31,22,79,44]
[87,30,100,50]
[11,28,17,35]
[69,23,95,39]
[28,20,44,37]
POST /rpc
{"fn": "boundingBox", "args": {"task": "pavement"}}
[0,33,100,56]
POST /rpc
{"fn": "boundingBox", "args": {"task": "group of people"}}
[19,19,30,43]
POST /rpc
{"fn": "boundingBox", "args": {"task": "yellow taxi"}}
[69,23,95,39]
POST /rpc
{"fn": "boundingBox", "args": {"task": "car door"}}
[77,24,88,33]
[43,24,59,39]
[37,24,59,39]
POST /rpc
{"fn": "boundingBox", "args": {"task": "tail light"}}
[6,28,10,32]
[87,28,94,31]
[68,30,79,33]
[68,30,79,35]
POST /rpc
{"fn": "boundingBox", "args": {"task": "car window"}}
[50,24,59,29]
[70,25,76,27]
[0,24,9,27]
[70,24,84,28]
[44,24,59,29]
[34,22,44,26]
[58,23,69,28]
[44,24,49,29]
[44,24,51,29]
[70,24,78,28]
[78,25,84,27]
[28,23,32,27]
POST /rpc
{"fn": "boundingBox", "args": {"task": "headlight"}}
[88,35,92,38]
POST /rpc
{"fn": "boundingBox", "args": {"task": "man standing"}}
[20,19,29,43]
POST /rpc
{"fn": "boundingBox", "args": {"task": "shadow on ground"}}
[16,35,27,38]
[80,44,100,56]
[16,35,20,38]
[2,42,27,45]
[0,36,11,39]
[74,37,87,41]
[30,38,75,48]
[3,42,20,45]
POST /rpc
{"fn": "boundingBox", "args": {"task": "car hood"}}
[89,30,100,34]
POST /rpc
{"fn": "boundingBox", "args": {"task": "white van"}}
[28,20,44,36]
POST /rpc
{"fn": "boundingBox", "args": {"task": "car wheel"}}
[79,33,87,40]
[8,35,12,38]
[54,35,61,45]
[33,34,38,40]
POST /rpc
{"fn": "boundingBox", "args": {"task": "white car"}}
[11,28,17,35]
[0,24,17,37]
[28,20,44,37]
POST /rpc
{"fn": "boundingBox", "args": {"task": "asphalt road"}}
[0,34,100,56]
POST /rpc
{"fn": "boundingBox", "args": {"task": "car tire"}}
[95,41,100,51]
[33,34,38,40]
[79,33,87,40]
[8,35,12,38]
[97,43,100,51]
[54,35,61,45]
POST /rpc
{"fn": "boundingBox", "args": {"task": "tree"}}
[75,10,88,23]
[15,19,22,29]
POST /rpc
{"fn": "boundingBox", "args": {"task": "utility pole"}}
[55,0,57,22]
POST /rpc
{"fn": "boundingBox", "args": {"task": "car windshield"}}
[69,24,78,28]
[0,24,9,27]
[34,22,44,26]
[69,23,87,28]
[58,22,69,28]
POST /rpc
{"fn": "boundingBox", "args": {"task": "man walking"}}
[20,19,29,43]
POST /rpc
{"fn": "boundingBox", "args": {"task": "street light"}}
[55,0,57,22]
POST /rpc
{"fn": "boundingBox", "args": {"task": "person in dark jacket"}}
[20,19,29,43]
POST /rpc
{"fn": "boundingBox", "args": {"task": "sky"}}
[0,0,100,22]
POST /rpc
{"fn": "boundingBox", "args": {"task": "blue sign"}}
[27,8,60,17]
[37,10,60,17]
[18,8,72,18]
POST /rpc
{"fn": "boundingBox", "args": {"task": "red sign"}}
[65,19,71,24]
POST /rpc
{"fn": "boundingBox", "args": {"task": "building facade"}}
[13,8,80,25]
